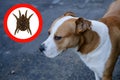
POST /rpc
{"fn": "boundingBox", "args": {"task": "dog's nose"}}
[39,44,45,52]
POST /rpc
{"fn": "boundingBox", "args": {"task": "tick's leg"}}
[14,28,18,35]
[27,29,29,33]
[28,27,32,35]
[17,29,19,33]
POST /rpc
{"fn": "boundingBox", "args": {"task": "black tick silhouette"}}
[13,10,33,35]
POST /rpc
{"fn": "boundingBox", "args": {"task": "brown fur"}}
[75,18,100,54]
[99,0,120,80]
[77,30,100,54]
[64,11,76,17]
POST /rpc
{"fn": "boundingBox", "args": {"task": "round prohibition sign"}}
[4,4,43,43]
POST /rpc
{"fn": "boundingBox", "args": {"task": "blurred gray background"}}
[0,0,120,80]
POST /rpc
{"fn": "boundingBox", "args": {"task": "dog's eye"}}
[54,36,62,40]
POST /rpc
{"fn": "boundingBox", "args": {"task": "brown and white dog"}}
[39,0,120,80]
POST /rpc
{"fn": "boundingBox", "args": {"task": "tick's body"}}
[13,10,33,35]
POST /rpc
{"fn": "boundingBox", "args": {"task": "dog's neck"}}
[77,29,100,54]
[71,20,112,78]
[77,20,110,54]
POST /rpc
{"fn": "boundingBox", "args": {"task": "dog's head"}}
[39,12,91,58]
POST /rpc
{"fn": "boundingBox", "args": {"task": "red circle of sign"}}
[4,4,43,43]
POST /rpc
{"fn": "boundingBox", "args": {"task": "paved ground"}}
[0,0,120,80]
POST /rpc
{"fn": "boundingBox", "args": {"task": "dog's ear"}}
[64,12,76,17]
[75,17,91,34]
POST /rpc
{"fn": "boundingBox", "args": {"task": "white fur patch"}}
[75,20,112,80]
[43,16,74,58]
